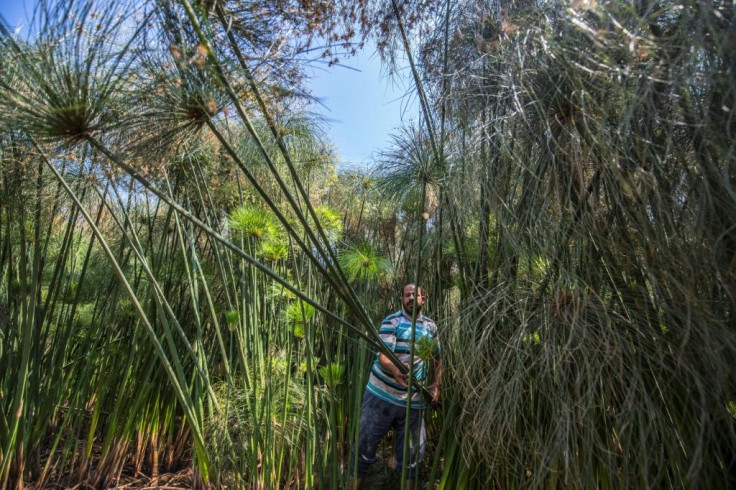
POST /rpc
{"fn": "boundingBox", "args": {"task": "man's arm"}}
[376,315,409,386]
[427,320,442,407]
[428,358,442,406]
[378,353,409,387]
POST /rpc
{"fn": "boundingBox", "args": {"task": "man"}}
[348,284,441,490]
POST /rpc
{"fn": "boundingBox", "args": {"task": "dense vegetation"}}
[1,0,734,488]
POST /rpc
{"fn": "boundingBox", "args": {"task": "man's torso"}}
[366,310,438,409]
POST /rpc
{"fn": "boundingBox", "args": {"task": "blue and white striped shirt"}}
[366,310,439,409]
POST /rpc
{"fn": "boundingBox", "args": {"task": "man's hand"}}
[428,384,440,407]
[379,354,410,387]
[430,359,442,408]
[391,364,410,387]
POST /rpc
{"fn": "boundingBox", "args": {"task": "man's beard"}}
[404,303,422,315]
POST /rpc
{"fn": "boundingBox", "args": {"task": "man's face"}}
[401,284,424,316]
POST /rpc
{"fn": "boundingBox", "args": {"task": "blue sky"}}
[0,2,416,169]
[309,52,417,168]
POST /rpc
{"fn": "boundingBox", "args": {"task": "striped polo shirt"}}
[365,309,439,409]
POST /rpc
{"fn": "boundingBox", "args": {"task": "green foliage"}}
[285,300,315,326]
[258,239,288,262]
[224,309,239,331]
[428,0,736,486]
[229,204,282,242]
[299,357,319,374]
[318,362,345,388]
[2,0,735,488]
[206,352,314,487]
[727,401,736,420]
[269,280,297,302]
[414,334,439,361]
[338,241,393,283]
[312,204,343,243]
[291,322,306,339]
